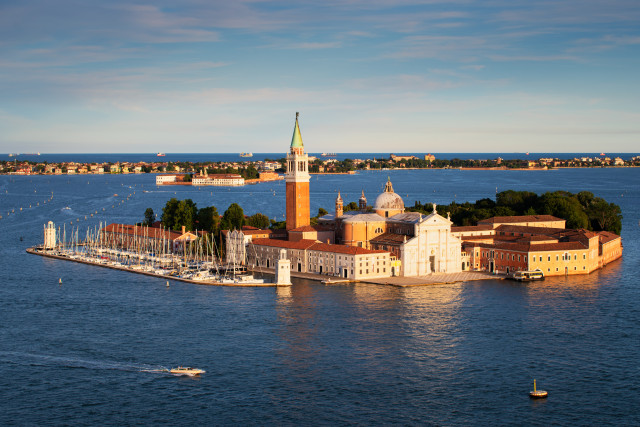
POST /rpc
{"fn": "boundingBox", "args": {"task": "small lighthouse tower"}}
[275,249,292,286]
[44,221,56,250]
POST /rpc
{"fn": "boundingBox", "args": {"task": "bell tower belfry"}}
[285,112,310,230]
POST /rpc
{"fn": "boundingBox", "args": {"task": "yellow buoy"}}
[529,379,548,399]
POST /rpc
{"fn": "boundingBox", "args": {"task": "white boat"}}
[512,269,544,282]
[221,274,265,285]
[170,366,205,376]
[157,153,166,157]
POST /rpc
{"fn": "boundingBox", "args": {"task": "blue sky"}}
[1,0,639,153]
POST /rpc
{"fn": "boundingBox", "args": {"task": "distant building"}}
[156,174,178,185]
[192,173,244,186]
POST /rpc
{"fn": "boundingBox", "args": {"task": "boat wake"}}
[0,351,169,374]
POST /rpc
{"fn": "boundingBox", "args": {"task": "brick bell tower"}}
[285,112,310,230]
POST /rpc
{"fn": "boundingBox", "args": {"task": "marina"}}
[28,221,278,287]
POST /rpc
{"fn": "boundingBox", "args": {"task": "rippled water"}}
[0,169,639,425]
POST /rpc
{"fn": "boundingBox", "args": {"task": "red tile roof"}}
[251,238,317,250]
[370,233,408,245]
[598,231,621,244]
[309,242,388,255]
[479,215,564,224]
[451,225,494,232]
[250,238,389,255]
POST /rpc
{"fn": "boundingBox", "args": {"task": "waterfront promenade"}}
[361,271,504,286]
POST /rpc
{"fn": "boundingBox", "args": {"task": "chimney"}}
[182,226,186,234]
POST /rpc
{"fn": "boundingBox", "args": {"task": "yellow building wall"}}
[528,249,595,276]
[343,221,386,249]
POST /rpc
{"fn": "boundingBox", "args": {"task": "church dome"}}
[374,191,404,211]
[374,177,404,217]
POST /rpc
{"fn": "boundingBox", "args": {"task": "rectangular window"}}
[548,256,551,262]
[583,254,586,260]
[556,255,559,261]
[574,255,577,260]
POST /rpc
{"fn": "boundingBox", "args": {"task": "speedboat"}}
[169,366,205,376]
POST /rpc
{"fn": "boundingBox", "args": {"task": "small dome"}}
[374,191,404,211]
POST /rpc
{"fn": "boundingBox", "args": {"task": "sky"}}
[1,0,639,154]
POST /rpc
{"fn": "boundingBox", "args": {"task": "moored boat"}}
[512,269,544,282]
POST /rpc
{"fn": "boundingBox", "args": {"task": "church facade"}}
[318,178,462,276]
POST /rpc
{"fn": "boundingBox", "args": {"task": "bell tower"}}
[285,112,310,230]
[335,192,343,218]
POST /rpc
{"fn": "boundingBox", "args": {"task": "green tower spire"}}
[290,112,304,149]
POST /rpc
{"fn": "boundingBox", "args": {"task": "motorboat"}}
[512,269,544,282]
[169,366,205,376]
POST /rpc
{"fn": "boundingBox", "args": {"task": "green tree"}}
[174,199,198,231]
[318,207,328,217]
[538,192,589,229]
[197,206,221,234]
[586,198,622,234]
[161,198,180,229]
[343,201,359,212]
[247,213,270,229]
[222,203,245,230]
[143,208,155,226]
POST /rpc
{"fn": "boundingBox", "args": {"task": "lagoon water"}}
[0,167,639,425]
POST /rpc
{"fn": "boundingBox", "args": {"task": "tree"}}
[247,213,270,229]
[143,208,155,226]
[587,198,622,234]
[161,198,197,231]
[318,207,328,217]
[197,206,220,234]
[174,199,198,231]
[538,192,589,230]
[222,203,244,230]
[343,201,359,212]
[161,198,180,229]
